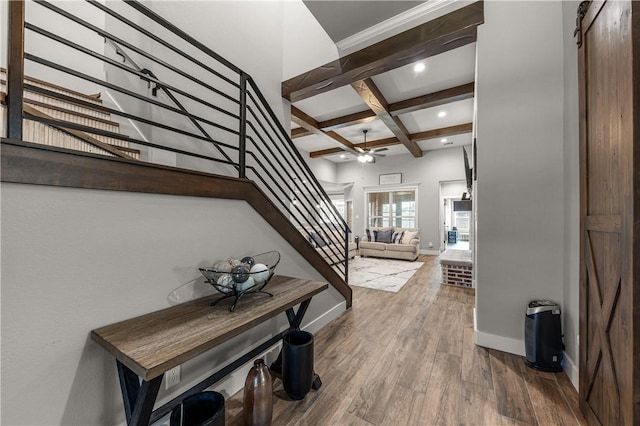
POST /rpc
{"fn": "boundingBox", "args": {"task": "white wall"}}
[561,0,580,387]
[1,0,7,69]
[336,147,468,252]
[305,156,337,184]
[1,183,345,425]
[475,2,566,355]
[282,0,339,81]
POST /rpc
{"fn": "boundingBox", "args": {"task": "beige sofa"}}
[302,226,358,265]
[359,227,420,261]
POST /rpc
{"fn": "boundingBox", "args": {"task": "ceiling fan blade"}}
[355,147,366,154]
[373,153,386,157]
[344,147,360,156]
[372,147,388,153]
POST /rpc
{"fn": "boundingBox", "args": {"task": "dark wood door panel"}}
[578,1,638,424]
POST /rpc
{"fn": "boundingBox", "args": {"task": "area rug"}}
[348,257,424,293]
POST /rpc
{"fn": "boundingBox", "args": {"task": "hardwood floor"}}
[225,255,586,425]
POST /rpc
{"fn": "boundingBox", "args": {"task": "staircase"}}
[1,0,352,307]
[1,69,139,159]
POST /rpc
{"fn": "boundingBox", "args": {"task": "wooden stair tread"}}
[91,275,328,380]
[0,68,103,104]
[23,98,119,128]
[23,104,135,160]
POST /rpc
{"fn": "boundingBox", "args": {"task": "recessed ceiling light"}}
[438,111,447,118]
[413,62,426,73]
[340,154,346,159]
[440,138,448,143]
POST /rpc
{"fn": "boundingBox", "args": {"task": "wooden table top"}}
[91,275,328,380]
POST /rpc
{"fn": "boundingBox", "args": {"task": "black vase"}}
[170,391,225,426]
[243,359,273,426]
[282,330,314,400]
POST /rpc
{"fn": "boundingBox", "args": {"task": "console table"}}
[91,275,328,426]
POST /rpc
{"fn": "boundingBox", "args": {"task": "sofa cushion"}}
[359,241,386,251]
[375,229,393,243]
[390,244,418,253]
[365,228,372,242]
[309,232,328,248]
[400,230,418,244]
[391,230,404,244]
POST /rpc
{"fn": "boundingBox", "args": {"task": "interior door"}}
[577,1,639,424]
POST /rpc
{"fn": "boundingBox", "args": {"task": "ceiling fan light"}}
[357,155,367,163]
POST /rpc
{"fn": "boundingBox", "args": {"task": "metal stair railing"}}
[4,0,351,281]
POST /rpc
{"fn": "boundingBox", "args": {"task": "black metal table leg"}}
[117,360,162,426]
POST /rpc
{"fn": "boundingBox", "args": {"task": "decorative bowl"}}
[199,250,280,297]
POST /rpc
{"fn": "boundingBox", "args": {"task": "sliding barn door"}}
[577,1,639,424]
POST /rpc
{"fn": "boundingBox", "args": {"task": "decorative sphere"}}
[231,265,250,283]
[216,274,234,293]
[237,276,255,292]
[229,259,243,268]
[241,256,256,268]
[250,263,270,284]
[213,260,232,274]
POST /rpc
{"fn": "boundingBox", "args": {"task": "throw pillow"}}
[400,230,418,244]
[365,228,372,242]
[376,229,393,243]
[309,232,327,248]
[392,231,404,244]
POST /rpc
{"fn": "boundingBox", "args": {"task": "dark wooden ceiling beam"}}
[318,110,377,131]
[410,123,473,141]
[290,106,356,152]
[351,78,422,157]
[292,82,475,139]
[282,2,483,102]
[310,137,400,158]
[308,123,473,158]
[389,82,475,116]
[291,127,312,139]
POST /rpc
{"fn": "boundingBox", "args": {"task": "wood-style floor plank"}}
[461,326,494,389]
[524,374,579,426]
[224,255,584,425]
[490,349,538,424]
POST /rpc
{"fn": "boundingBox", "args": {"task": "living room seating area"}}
[359,227,420,261]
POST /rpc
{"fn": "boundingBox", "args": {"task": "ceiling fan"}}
[351,129,387,163]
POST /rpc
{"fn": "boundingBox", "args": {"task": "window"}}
[366,188,417,228]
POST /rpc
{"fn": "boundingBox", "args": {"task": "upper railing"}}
[4,0,351,281]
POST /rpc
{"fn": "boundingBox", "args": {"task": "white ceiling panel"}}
[292,134,335,153]
[399,98,474,133]
[292,85,366,122]
[333,118,395,142]
[372,43,476,103]
[417,132,472,151]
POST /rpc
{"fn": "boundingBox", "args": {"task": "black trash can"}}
[170,391,225,426]
[524,300,563,372]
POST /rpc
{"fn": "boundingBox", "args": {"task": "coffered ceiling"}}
[286,1,483,163]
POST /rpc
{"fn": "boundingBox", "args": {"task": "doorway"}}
[439,180,470,252]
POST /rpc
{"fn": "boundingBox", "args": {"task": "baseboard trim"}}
[303,301,346,334]
[474,327,525,357]
[563,351,579,391]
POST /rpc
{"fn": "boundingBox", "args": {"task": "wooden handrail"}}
[0,139,353,307]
